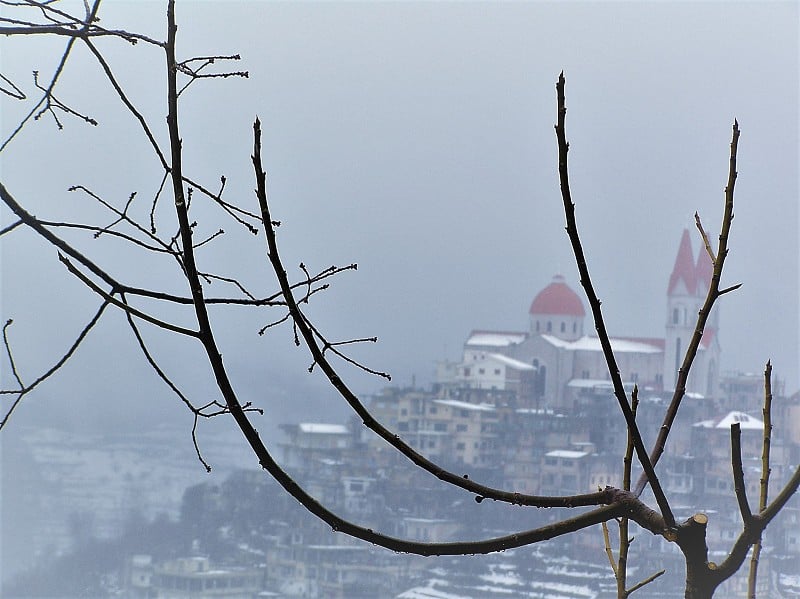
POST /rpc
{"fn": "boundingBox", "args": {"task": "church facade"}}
[440,229,721,412]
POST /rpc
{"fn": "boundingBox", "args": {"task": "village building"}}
[438,229,722,412]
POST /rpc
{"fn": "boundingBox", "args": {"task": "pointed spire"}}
[667,229,696,295]
[695,242,714,295]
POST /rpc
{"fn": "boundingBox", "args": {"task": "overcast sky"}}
[1,1,798,441]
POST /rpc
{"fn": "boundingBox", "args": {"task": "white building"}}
[440,230,722,411]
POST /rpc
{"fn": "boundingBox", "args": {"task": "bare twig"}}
[0,1,102,151]
[58,253,199,337]
[0,72,26,99]
[555,72,673,529]
[602,521,619,577]
[0,301,110,429]
[747,360,773,597]
[694,212,717,263]
[730,423,752,523]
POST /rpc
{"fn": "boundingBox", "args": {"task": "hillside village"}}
[11,230,798,598]
[106,229,800,598]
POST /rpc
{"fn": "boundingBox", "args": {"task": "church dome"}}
[529,275,585,317]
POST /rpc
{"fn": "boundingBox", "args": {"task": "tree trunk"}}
[679,514,719,599]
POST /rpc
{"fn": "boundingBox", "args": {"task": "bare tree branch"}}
[730,422,753,523]
[0,301,110,429]
[636,120,741,497]
[747,360,773,596]
[554,72,674,528]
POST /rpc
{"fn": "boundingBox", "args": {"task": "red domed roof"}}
[529,275,585,317]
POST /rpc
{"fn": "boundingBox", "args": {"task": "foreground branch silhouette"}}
[1,2,797,597]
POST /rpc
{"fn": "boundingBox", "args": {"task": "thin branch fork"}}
[554,72,674,529]
[0,301,110,429]
[58,253,199,338]
[0,1,102,152]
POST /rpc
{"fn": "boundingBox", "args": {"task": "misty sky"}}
[1,1,798,442]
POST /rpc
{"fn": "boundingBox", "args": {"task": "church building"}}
[441,230,721,412]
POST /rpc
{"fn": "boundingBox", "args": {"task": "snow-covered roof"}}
[433,399,496,412]
[397,586,468,599]
[694,411,764,430]
[465,330,527,347]
[567,379,641,392]
[486,353,536,371]
[567,379,615,389]
[546,449,589,459]
[541,334,662,354]
[298,423,349,434]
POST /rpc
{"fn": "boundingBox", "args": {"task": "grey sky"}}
[1,1,798,439]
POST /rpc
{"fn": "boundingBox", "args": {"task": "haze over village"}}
[0,2,798,598]
[3,230,800,597]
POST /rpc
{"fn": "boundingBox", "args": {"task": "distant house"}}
[125,555,263,599]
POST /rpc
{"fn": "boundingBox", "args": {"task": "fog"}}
[1,0,797,590]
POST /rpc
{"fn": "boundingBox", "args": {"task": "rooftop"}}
[298,423,350,435]
[542,334,662,354]
[529,274,585,317]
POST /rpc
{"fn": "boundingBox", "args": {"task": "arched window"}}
[560,322,566,333]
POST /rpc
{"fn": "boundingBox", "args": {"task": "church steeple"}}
[667,229,697,296]
[695,241,714,295]
[663,229,721,396]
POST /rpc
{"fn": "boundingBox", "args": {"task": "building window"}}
[478,368,485,375]
[573,322,577,333]
[673,307,680,324]
[456,442,465,450]
[433,422,447,432]
[463,367,470,377]
[536,321,540,332]
[456,424,467,432]
[494,368,501,375]
[547,321,552,333]
[429,406,437,414]
[560,322,566,333]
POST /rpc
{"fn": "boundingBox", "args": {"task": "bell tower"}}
[664,229,720,396]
